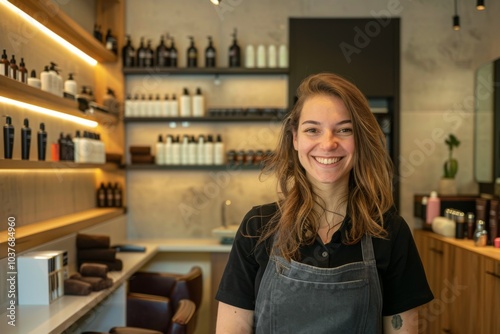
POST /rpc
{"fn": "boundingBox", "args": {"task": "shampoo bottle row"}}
[125,87,205,117]
[245,44,288,68]
[155,133,224,165]
[3,116,47,161]
[97,182,123,208]
[0,49,28,83]
[54,131,106,163]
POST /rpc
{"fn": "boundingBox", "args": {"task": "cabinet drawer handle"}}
[442,329,452,333]
[430,247,443,255]
[486,271,500,280]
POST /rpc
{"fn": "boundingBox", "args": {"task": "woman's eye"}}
[338,128,353,134]
[304,128,319,134]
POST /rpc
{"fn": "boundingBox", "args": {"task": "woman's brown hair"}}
[260,72,394,261]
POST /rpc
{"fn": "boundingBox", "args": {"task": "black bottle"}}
[169,37,178,67]
[145,40,154,67]
[113,183,122,207]
[106,182,114,207]
[156,35,170,67]
[122,35,135,67]
[65,134,74,161]
[1,49,9,76]
[228,28,241,67]
[205,36,216,68]
[97,183,107,207]
[136,37,147,67]
[18,58,28,83]
[3,116,14,159]
[105,29,118,54]
[9,55,18,80]
[93,24,103,43]
[21,118,31,160]
[37,122,47,161]
[187,36,198,68]
[58,132,67,161]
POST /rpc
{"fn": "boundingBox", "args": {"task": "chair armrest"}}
[169,299,197,334]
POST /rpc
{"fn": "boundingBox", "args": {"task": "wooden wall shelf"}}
[0,159,119,170]
[123,116,285,123]
[0,208,125,258]
[123,67,289,75]
[125,164,262,171]
[7,0,117,63]
[0,75,117,124]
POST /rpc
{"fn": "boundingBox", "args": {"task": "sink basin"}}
[212,224,240,243]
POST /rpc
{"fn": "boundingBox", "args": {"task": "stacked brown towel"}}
[76,233,123,271]
[129,146,154,164]
[65,263,114,294]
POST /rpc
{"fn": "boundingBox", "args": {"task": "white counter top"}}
[1,239,232,334]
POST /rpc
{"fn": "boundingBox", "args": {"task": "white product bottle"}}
[48,63,58,95]
[40,66,51,93]
[146,94,154,117]
[267,45,277,68]
[171,135,181,165]
[245,45,255,68]
[27,70,41,89]
[180,88,192,117]
[197,135,205,165]
[170,94,179,117]
[256,44,266,68]
[55,70,63,97]
[278,44,288,68]
[161,94,170,117]
[192,88,205,117]
[164,135,173,165]
[155,134,165,165]
[214,134,225,165]
[79,131,91,163]
[204,135,214,165]
[188,135,197,165]
[73,130,81,163]
[96,133,105,163]
[64,73,77,97]
[137,95,146,116]
[426,191,441,226]
[153,94,162,117]
[124,94,133,117]
[181,135,190,165]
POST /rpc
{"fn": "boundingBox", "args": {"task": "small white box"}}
[18,250,68,305]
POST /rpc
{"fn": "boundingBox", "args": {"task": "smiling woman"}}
[215,73,434,334]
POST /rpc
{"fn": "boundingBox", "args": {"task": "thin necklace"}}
[321,209,345,231]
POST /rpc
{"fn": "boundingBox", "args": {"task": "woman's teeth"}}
[315,157,342,165]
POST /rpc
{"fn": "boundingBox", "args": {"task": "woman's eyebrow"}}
[300,119,352,126]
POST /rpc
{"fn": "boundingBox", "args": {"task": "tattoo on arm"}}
[391,314,403,330]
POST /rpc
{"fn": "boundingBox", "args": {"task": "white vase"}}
[438,178,457,195]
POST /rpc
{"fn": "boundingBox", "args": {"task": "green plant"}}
[443,134,460,179]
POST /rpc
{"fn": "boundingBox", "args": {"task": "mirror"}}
[474,58,500,184]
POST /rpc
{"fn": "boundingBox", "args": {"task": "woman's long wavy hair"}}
[260,73,394,261]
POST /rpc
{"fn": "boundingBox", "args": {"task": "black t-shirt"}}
[216,202,434,316]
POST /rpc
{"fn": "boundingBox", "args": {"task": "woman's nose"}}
[320,132,338,150]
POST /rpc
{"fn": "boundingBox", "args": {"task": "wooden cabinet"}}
[414,229,500,334]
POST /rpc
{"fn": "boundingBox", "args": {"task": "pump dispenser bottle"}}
[0,50,8,76]
[267,45,277,68]
[170,94,179,116]
[37,122,47,161]
[181,135,189,165]
[228,28,241,67]
[245,45,255,68]
[27,70,41,88]
[137,37,146,67]
[171,135,181,165]
[204,135,214,165]
[41,66,51,92]
[155,134,165,165]
[21,118,31,160]
[164,135,173,165]
[9,55,18,80]
[205,36,216,67]
[278,44,288,68]
[156,35,169,67]
[3,116,14,159]
[18,58,27,83]
[122,35,135,67]
[256,45,266,68]
[187,36,198,68]
[64,73,77,97]
[193,88,205,117]
[180,88,192,117]
[214,134,225,165]
[169,37,178,67]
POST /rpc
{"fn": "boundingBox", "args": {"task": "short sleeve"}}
[381,216,434,315]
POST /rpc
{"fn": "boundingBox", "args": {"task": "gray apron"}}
[254,234,383,333]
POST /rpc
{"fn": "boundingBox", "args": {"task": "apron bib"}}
[254,234,383,333]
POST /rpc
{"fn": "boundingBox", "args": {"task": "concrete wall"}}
[124,0,500,237]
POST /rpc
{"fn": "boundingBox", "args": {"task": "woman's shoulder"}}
[381,207,412,240]
[239,202,280,237]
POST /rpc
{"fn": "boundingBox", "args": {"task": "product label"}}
[0,63,5,76]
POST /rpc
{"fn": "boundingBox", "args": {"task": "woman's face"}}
[293,94,355,187]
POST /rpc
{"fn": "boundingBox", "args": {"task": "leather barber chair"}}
[111,266,203,334]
